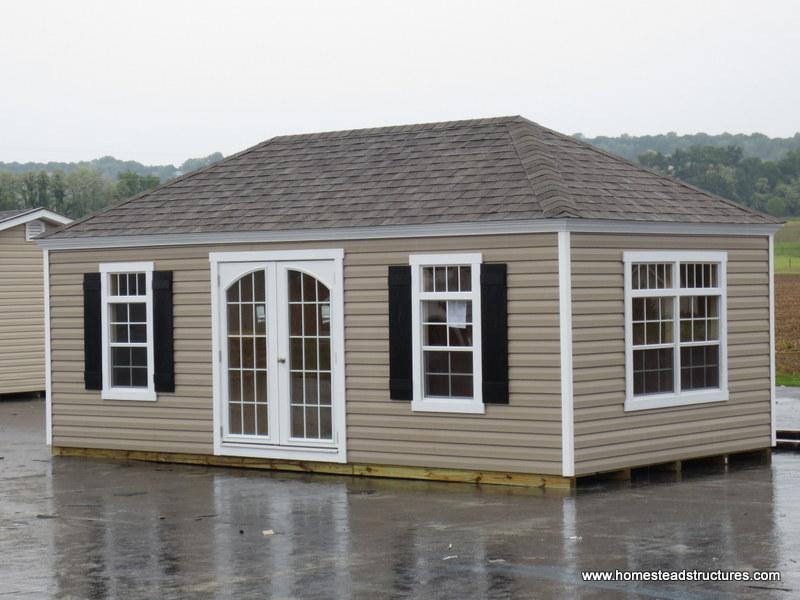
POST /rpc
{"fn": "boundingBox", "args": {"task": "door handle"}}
[277,357,287,364]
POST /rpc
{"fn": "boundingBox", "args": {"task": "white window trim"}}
[99,261,156,402]
[624,251,729,411]
[409,253,484,414]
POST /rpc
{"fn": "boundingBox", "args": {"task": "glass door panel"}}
[287,269,333,441]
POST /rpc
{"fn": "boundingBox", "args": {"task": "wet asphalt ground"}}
[1,398,800,600]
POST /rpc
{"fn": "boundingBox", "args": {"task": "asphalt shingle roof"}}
[45,116,778,240]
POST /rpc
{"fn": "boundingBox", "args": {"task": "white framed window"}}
[409,253,483,414]
[100,262,156,401]
[624,251,728,411]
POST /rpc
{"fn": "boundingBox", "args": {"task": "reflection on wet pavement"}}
[1,398,798,599]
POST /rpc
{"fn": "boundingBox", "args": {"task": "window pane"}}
[255,304,267,335]
[253,271,265,302]
[129,324,146,343]
[289,304,302,336]
[131,347,147,368]
[633,348,674,396]
[320,407,332,439]
[459,266,471,292]
[302,273,316,302]
[319,373,332,405]
[446,266,459,292]
[288,270,302,301]
[424,325,447,346]
[680,345,720,390]
[111,347,131,367]
[113,367,131,387]
[111,303,128,322]
[448,300,471,324]
[422,267,434,292]
[240,273,253,303]
[423,300,447,323]
[680,263,718,289]
[424,350,473,399]
[131,368,148,387]
[632,263,672,290]
[632,298,645,322]
[227,281,240,303]
[242,403,256,435]
[111,324,129,343]
[129,303,146,323]
[448,325,473,347]
[434,266,446,292]
[229,403,242,434]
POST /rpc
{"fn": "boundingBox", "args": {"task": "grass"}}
[775,220,800,274]
[777,373,800,387]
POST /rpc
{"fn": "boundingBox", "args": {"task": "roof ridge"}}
[524,118,782,224]
[505,120,580,218]
[270,115,525,142]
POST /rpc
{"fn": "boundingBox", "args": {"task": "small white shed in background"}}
[0,208,71,396]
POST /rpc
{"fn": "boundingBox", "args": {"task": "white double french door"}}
[213,252,345,462]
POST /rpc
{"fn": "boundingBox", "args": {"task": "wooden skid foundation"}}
[577,447,772,486]
[52,447,575,490]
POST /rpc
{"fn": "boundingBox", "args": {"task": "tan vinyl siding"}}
[0,224,46,395]
[571,234,771,475]
[49,233,564,474]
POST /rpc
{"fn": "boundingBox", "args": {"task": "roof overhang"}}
[37,218,782,251]
[0,208,72,234]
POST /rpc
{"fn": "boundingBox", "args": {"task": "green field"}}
[775,220,800,274]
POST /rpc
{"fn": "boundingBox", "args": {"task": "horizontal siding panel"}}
[49,233,563,473]
[0,225,45,394]
[575,436,770,475]
[570,232,771,473]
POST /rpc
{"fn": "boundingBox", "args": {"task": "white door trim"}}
[210,249,347,463]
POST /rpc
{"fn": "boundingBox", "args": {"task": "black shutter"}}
[481,263,508,404]
[388,265,412,400]
[83,273,102,390]
[152,271,175,393]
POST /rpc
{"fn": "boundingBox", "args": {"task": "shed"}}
[37,117,782,487]
[0,208,71,396]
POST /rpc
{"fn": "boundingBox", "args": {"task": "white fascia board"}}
[37,219,783,251]
[0,208,72,233]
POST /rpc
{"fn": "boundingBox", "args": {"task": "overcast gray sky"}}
[1,0,798,164]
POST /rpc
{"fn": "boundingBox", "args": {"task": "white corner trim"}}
[0,208,71,233]
[37,219,783,251]
[769,234,776,446]
[43,249,53,446]
[558,231,574,477]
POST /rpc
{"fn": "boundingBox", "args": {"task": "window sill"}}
[624,389,728,412]
[102,388,157,402]
[411,399,485,414]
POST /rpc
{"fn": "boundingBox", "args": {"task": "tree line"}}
[0,153,222,218]
[638,145,800,217]
[2,138,800,219]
